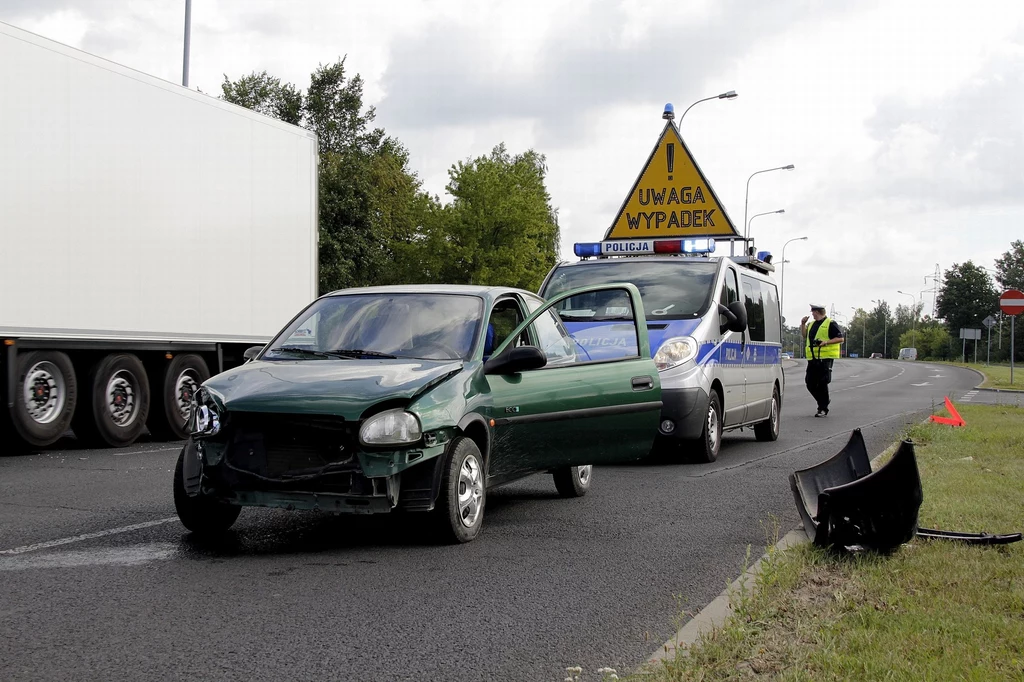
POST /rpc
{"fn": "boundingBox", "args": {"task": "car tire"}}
[432,436,485,544]
[552,465,593,498]
[173,447,240,535]
[73,353,151,448]
[754,387,781,442]
[9,351,78,449]
[149,354,210,441]
[691,388,722,463]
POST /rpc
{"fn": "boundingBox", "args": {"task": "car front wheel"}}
[552,465,592,498]
[433,436,485,543]
[172,448,240,536]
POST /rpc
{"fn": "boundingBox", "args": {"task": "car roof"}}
[322,284,532,302]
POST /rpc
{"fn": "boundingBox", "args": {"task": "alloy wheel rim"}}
[708,403,720,451]
[577,465,592,486]
[106,370,139,427]
[23,361,66,425]
[457,454,483,528]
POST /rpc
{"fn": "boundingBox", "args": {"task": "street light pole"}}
[897,290,917,348]
[780,236,808,319]
[743,165,795,245]
[745,209,784,250]
[182,0,191,87]
[679,90,738,124]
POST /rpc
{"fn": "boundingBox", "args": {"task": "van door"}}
[718,266,746,426]
[740,274,771,423]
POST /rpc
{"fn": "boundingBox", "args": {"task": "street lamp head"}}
[719,90,738,99]
[775,209,785,214]
[783,164,795,170]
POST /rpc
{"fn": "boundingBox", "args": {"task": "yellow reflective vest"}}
[805,317,841,359]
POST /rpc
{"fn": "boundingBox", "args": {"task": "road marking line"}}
[0,517,178,556]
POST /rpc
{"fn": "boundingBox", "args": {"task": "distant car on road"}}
[898,347,918,361]
[781,352,793,360]
[870,352,883,359]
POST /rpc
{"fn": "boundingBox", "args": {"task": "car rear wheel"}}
[432,436,485,543]
[552,465,592,498]
[172,448,240,535]
[690,388,722,463]
[754,387,781,442]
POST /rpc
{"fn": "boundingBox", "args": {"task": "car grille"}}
[224,413,360,479]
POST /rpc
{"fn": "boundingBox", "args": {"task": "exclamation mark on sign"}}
[666,143,675,181]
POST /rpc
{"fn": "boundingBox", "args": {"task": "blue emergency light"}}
[663,103,675,120]
[574,242,603,257]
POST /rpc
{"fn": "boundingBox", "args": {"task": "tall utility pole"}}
[182,0,192,87]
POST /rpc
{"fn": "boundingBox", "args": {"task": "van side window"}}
[719,267,740,328]
[741,276,766,342]
[761,281,781,344]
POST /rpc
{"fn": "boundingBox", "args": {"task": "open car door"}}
[482,283,662,478]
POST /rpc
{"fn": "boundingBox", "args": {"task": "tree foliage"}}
[935,261,998,335]
[221,64,559,295]
[994,240,1024,292]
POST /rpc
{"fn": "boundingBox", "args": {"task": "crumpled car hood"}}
[203,358,464,420]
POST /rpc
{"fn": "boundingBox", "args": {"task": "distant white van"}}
[898,347,917,361]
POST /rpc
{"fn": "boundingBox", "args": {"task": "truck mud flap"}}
[182,439,203,496]
[790,428,923,553]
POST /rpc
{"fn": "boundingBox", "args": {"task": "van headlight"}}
[360,409,422,446]
[654,337,698,371]
[189,388,222,438]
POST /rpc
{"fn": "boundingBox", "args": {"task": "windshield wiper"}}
[268,346,337,358]
[327,348,399,359]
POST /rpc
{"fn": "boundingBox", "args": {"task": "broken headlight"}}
[189,387,222,438]
[359,409,421,446]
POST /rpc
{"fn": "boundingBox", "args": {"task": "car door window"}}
[741,277,766,342]
[524,289,640,365]
[720,267,740,329]
[529,308,578,366]
[485,298,527,359]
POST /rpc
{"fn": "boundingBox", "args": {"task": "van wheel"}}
[173,448,240,535]
[553,465,592,498]
[691,388,722,463]
[9,351,78,449]
[149,354,210,440]
[432,437,485,543]
[754,387,781,442]
[74,354,150,448]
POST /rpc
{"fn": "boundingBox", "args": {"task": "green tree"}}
[935,261,998,337]
[428,144,560,290]
[994,240,1024,291]
[220,71,302,125]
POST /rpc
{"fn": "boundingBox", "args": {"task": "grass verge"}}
[935,361,1024,391]
[633,403,1024,681]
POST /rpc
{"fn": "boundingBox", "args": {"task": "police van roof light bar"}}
[574,238,716,259]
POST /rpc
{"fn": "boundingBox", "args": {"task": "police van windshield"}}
[542,260,718,320]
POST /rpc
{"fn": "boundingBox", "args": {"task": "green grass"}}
[632,404,1024,681]
[935,361,1024,391]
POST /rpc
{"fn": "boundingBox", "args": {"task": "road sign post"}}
[983,315,997,365]
[999,289,1024,383]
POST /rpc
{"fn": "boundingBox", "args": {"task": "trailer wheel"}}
[149,354,210,441]
[9,351,78,448]
[74,354,151,448]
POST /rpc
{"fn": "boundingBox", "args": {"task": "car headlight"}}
[359,409,422,446]
[654,337,698,371]
[189,388,222,438]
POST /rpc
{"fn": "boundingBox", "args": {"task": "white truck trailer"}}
[1,22,319,449]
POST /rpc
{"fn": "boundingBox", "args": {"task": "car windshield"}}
[541,260,718,320]
[264,293,483,362]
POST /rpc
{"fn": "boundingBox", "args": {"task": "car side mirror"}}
[243,345,263,362]
[719,301,748,335]
[484,346,547,375]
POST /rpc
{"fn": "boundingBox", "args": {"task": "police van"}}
[538,237,784,462]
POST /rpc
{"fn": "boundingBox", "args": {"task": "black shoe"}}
[814,408,829,418]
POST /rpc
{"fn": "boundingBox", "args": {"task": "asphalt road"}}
[0,360,990,681]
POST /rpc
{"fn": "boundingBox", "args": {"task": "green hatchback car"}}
[174,283,663,543]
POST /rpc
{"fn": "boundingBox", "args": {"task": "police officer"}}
[800,304,843,417]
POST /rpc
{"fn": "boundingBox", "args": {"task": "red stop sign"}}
[1001,289,1024,316]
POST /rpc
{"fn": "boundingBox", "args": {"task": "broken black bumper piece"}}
[790,428,923,553]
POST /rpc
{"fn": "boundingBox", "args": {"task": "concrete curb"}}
[644,528,809,666]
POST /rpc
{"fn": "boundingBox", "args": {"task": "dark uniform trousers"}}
[805,358,834,411]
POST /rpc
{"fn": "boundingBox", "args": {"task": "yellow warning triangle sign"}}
[604,121,739,240]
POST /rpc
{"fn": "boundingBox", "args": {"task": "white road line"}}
[834,366,906,393]
[0,517,178,556]
[961,390,979,403]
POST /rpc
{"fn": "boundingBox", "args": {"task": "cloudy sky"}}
[4,0,1023,327]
